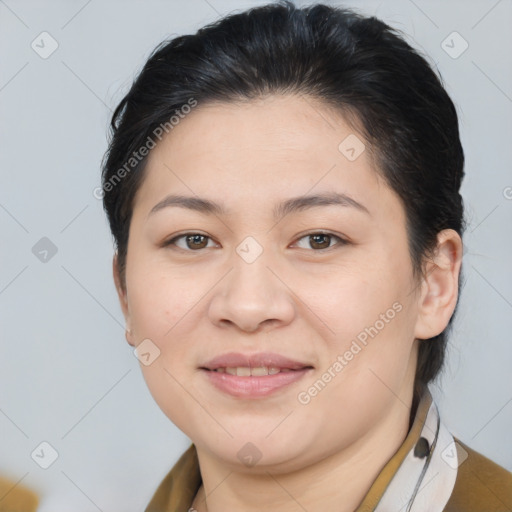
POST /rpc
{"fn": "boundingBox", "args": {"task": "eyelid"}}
[162,232,220,250]
[162,230,349,252]
[291,231,349,251]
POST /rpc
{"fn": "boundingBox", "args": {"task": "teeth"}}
[217,366,284,376]
[251,367,268,376]
[236,367,251,377]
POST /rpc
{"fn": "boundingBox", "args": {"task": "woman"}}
[100,2,512,510]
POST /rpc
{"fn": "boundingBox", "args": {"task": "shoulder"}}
[145,444,201,512]
[444,438,512,512]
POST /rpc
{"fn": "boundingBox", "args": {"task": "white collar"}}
[375,397,458,511]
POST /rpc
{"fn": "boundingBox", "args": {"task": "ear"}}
[414,229,463,340]
[113,254,135,347]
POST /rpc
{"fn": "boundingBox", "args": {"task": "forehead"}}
[135,94,391,216]
[148,94,365,164]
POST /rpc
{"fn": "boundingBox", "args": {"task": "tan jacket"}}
[145,392,512,511]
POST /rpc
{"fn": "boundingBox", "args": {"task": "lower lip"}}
[201,368,312,398]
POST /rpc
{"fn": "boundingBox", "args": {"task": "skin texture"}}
[114,94,462,512]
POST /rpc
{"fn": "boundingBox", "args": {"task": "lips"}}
[199,352,314,398]
[200,352,313,372]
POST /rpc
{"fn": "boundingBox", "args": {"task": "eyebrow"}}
[148,192,370,219]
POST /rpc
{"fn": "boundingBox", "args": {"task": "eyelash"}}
[163,231,348,252]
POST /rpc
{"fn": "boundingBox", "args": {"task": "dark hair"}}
[101,1,465,405]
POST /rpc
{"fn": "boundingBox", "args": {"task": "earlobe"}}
[125,326,134,347]
[414,229,463,340]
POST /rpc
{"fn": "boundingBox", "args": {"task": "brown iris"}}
[309,234,332,250]
[186,234,209,249]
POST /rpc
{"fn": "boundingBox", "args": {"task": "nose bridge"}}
[228,246,277,309]
[207,241,295,331]
[229,234,274,293]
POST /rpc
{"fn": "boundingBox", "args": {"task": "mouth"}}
[203,366,309,376]
[199,352,314,398]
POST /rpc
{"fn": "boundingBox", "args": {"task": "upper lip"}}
[200,352,313,371]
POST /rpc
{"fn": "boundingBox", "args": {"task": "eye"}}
[293,232,346,251]
[164,233,218,251]
[163,231,346,252]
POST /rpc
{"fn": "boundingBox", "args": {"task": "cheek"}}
[127,269,205,341]
[138,358,198,436]
[302,264,408,344]
[126,271,206,430]
[306,253,417,387]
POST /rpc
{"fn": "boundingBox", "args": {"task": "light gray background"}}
[0,0,511,510]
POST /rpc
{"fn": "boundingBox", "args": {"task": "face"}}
[116,94,432,472]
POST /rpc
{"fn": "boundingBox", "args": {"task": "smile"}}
[211,366,295,376]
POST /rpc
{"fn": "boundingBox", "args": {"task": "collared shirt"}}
[145,389,512,511]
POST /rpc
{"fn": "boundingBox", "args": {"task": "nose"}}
[207,255,296,333]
